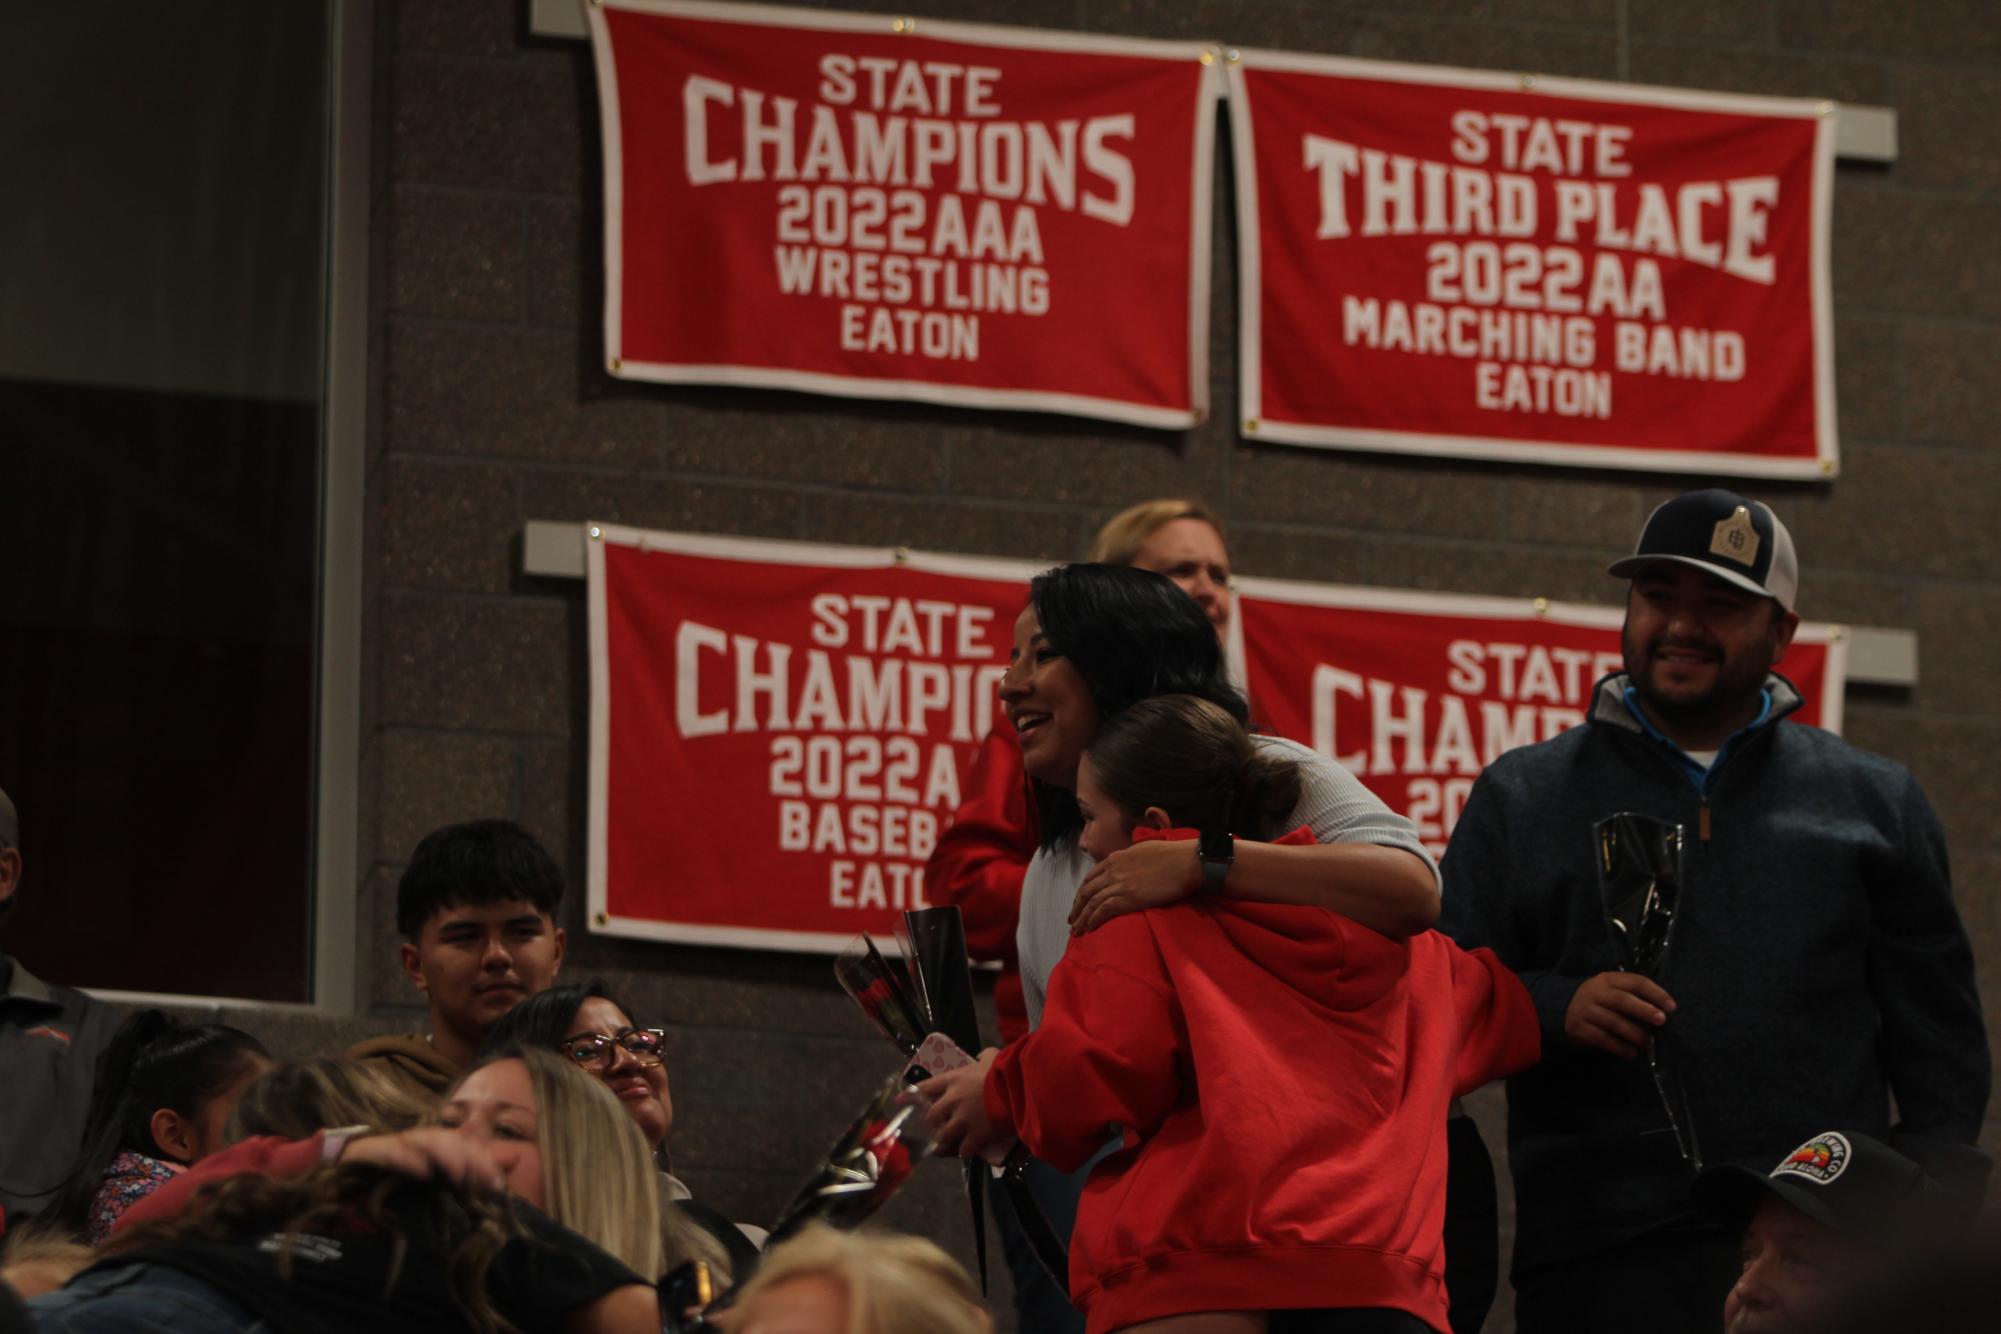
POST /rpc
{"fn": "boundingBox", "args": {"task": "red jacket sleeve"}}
[982,915,1183,1172]
[113,1132,328,1236]
[1448,943,1543,1096]
[926,722,1039,1041]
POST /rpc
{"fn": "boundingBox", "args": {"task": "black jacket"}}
[1440,674,1989,1268]
[1,955,122,1228]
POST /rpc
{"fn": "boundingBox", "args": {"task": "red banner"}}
[587,526,1040,950]
[588,0,1220,428]
[1229,53,1836,477]
[1235,579,1845,859]
[586,529,1847,948]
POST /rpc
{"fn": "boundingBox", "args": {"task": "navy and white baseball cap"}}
[1608,489,1798,613]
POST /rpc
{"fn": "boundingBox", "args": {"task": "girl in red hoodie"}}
[924,696,1539,1334]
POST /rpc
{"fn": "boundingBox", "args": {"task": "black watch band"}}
[1198,829,1235,893]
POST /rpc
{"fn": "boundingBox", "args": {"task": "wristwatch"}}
[1198,829,1235,893]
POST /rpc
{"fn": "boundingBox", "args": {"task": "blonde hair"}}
[496,1047,664,1280]
[228,1058,430,1143]
[0,1232,93,1299]
[735,1224,990,1334]
[98,1053,664,1334]
[1087,497,1224,566]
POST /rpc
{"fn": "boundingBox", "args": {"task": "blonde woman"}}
[26,1049,663,1332]
[731,1224,990,1334]
[1085,498,1233,632]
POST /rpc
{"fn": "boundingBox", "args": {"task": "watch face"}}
[1199,828,1234,863]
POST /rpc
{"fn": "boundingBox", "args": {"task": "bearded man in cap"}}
[1440,489,1988,1334]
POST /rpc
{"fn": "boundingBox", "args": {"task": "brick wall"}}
[361,2,2001,1326]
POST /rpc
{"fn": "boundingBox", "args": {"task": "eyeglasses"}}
[560,1028,665,1072]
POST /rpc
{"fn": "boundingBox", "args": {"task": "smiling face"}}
[440,1058,544,1209]
[1129,517,1232,633]
[1622,562,1798,748]
[565,996,671,1148]
[998,606,1100,790]
[400,899,565,1064]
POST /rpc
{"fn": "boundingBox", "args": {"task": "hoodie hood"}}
[344,1032,462,1096]
[1588,670,1805,734]
[1131,826,1409,1012]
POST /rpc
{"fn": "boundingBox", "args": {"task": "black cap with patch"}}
[1693,1131,1936,1246]
[1608,488,1798,613]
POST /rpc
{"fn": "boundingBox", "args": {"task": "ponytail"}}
[43,1010,268,1237]
[1084,695,1300,843]
[1228,746,1304,844]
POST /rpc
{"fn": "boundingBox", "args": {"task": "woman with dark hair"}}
[929,500,1236,1051]
[481,982,760,1279]
[927,515,1464,1334]
[999,564,1438,1028]
[925,694,1536,1333]
[39,1010,270,1243]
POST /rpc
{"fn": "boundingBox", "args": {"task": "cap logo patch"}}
[1709,506,1761,567]
[1772,1131,1851,1186]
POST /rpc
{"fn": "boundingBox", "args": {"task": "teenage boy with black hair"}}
[347,820,565,1100]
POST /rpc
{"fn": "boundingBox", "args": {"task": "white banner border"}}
[1234,573,1848,736]
[590,0,1223,431]
[585,530,1852,954]
[585,520,1045,953]
[1226,48,1841,480]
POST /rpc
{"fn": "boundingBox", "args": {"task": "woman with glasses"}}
[482,981,762,1281]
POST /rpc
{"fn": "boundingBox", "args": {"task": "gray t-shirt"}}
[1016,734,1439,1028]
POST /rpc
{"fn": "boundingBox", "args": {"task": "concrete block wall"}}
[359,1,2001,1326]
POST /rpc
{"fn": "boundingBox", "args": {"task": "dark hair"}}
[104,1166,528,1334]
[1027,564,1248,848]
[477,981,634,1059]
[46,1010,268,1236]
[395,819,564,940]
[1085,696,1301,842]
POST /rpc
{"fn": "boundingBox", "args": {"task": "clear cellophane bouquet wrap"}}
[832,908,1069,1295]
[762,1072,940,1246]
[1595,811,1703,1169]
[671,1074,941,1331]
